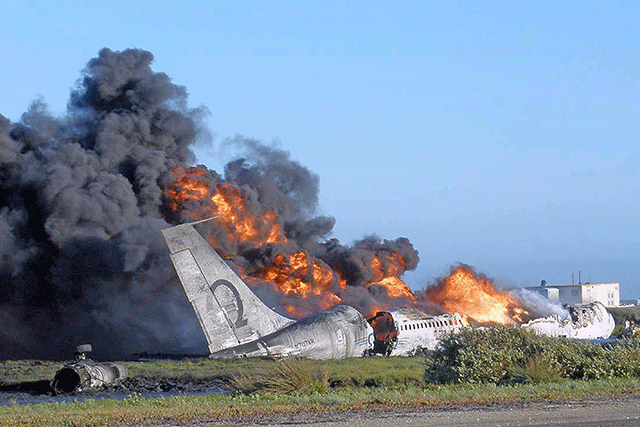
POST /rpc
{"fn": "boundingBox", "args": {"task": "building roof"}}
[533,282,618,288]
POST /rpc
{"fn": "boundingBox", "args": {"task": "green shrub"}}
[425,327,640,385]
[515,354,563,384]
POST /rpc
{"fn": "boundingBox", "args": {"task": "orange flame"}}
[210,183,288,247]
[165,166,532,325]
[426,266,529,325]
[365,254,416,301]
[164,166,288,250]
[164,166,212,212]
[250,251,344,317]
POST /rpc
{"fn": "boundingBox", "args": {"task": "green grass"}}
[3,352,640,427]
[1,377,640,427]
[0,361,60,385]
[1,357,426,389]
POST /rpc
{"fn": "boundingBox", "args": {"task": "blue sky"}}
[1,1,639,296]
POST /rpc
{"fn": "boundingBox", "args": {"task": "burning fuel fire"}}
[425,265,529,325]
[0,47,542,360]
[165,166,529,324]
[164,166,420,318]
[165,166,288,253]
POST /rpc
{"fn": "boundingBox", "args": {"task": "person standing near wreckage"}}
[624,318,640,338]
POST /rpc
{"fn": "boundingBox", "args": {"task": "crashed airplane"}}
[162,220,463,358]
[162,220,615,359]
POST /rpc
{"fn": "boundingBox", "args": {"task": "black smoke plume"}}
[0,48,419,359]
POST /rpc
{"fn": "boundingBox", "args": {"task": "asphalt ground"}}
[136,395,640,427]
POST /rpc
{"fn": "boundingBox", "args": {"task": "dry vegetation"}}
[3,328,640,427]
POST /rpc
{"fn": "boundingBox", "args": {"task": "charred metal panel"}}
[522,302,614,340]
[368,312,398,355]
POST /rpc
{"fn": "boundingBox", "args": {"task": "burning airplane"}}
[162,218,467,358]
[162,219,614,359]
[0,48,615,360]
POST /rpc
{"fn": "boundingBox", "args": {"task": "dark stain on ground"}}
[0,380,54,395]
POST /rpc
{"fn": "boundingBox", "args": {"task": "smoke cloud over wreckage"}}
[1,48,556,360]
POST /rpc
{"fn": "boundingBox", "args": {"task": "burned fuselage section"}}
[367,309,465,356]
[522,302,615,340]
[51,345,127,394]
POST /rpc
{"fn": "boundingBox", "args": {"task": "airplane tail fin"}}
[162,220,294,354]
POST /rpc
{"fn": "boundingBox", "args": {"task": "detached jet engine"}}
[51,344,127,394]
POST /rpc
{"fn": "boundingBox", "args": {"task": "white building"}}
[526,282,620,308]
